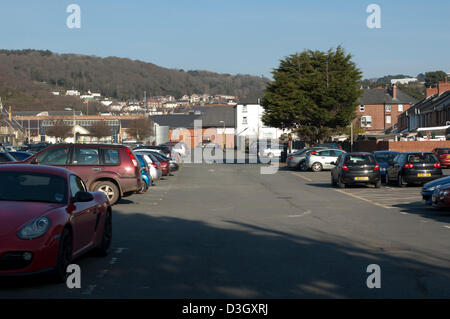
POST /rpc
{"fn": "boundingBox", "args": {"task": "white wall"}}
[235,103,287,144]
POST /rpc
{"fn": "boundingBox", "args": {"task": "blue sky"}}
[1,0,449,79]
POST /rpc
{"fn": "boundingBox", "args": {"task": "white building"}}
[390,78,417,85]
[235,99,287,147]
[65,89,80,96]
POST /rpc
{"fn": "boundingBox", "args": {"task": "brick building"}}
[355,85,417,133]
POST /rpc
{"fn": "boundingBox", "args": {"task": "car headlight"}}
[17,217,51,240]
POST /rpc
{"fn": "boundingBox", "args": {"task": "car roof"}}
[0,164,71,177]
[373,150,399,153]
[345,152,374,156]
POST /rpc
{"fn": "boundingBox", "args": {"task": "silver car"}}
[135,151,162,182]
[287,148,326,169]
[305,149,346,172]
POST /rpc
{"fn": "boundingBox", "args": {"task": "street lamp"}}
[219,120,225,149]
[65,107,76,143]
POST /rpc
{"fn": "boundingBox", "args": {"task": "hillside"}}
[0,49,270,111]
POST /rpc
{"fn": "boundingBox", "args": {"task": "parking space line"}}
[334,189,393,209]
[291,172,313,182]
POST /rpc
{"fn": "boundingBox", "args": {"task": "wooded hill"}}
[0,49,270,111]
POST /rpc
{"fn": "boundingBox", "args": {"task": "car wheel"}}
[94,181,120,205]
[311,162,323,172]
[95,211,112,257]
[337,175,345,188]
[137,182,148,194]
[53,228,72,283]
[397,174,406,188]
[374,179,381,188]
[267,152,274,159]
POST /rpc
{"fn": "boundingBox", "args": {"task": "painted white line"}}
[334,189,393,209]
[288,210,312,218]
[400,212,408,215]
[109,257,118,265]
[115,247,128,254]
[444,226,450,229]
[292,172,313,182]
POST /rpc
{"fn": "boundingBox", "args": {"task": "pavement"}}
[1,163,450,298]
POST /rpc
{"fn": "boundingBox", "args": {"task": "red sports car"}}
[0,164,112,281]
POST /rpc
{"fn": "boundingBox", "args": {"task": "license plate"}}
[417,173,431,177]
[354,177,369,181]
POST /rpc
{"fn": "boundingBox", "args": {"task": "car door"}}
[69,146,101,187]
[35,146,73,167]
[68,175,98,253]
[318,150,334,169]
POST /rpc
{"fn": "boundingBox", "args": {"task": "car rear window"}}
[437,149,450,154]
[344,155,376,165]
[103,149,120,165]
[407,153,437,163]
[374,153,398,163]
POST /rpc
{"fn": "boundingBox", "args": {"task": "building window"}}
[242,105,247,113]
[242,116,248,125]
[386,104,391,112]
[398,104,403,112]
[361,116,372,128]
[386,115,391,124]
[359,105,365,112]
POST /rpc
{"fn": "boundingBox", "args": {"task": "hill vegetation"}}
[0,49,270,112]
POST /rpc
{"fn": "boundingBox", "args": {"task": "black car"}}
[331,153,381,188]
[0,151,17,163]
[421,176,450,205]
[135,145,172,157]
[8,151,33,161]
[386,152,443,187]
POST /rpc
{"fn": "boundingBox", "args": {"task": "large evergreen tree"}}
[262,47,362,143]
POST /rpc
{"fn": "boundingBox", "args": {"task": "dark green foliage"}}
[424,71,447,88]
[262,47,362,143]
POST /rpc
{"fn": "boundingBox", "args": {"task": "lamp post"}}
[219,120,225,150]
[65,107,76,143]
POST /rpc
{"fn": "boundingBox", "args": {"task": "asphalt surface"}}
[1,163,450,298]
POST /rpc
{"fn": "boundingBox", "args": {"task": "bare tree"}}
[46,119,72,141]
[90,121,112,140]
[127,117,153,141]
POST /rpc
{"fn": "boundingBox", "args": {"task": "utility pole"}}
[350,122,353,152]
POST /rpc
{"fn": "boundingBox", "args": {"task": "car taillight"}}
[339,145,342,150]
[434,162,441,168]
[439,154,446,159]
[125,148,138,167]
[311,151,317,155]
[374,164,380,171]
[288,156,293,161]
[151,163,158,169]
[403,163,414,169]
[342,164,349,172]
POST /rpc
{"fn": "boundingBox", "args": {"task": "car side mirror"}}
[73,191,94,203]
[330,162,336,166]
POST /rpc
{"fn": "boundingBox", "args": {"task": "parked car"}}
[23,142,52,154]
[22,144,143,205]
[421,176,450,205]
[431,183,450,209]
[306,149,346,172]
[145,150,179,172]
[162,141,188,157]
[0,164,111,281]
[135,145,172,158]
[331,153,381,188]
[149,152,170,176]
[286,147,326,170]
[8,151,33,161]
[134,151,162,183]
[135,154,152,193]
[373,151,400,183]
[0,151,17,163]
[313,143,343,150]
[386,152,443,187]
[432,147,450,168]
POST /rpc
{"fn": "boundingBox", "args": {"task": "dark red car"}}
[433,148,450,168]
[0,165,111,281]
[431,183,450,209]
[149,152,170,176]
[22,144,142,204]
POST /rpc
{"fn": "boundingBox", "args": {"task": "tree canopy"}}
[262,47,362,143]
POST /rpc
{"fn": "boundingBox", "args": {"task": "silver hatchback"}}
[306,149,346,172]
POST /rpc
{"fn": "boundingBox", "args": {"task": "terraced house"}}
[355,84,418,134]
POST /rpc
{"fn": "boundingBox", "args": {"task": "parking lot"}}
[2,161,450,298]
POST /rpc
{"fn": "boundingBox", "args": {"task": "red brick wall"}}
[355,104,412,132]
[356,140,450,153]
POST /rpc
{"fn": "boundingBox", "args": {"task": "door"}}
[35,146,72,167]
[68,175,98,252]
[318,150,336,169]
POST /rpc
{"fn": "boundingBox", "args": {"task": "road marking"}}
[334,189,393,209]
[109,257,118,265]
[292,172,312,182]
[444,226,450,229]
[288,210,312,218]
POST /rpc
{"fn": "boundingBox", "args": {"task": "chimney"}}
[392,84,397,100]
[437,77,450,95]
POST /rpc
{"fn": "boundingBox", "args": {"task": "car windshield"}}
[0,171,67,203]
[345,155,376,165]
[374,153,398,163]
[407,153,437,163]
